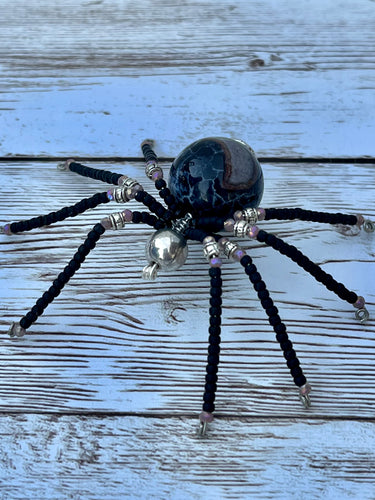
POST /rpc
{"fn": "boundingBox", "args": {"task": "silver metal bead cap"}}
[145,160,163,180]
[108,211,126,230]
[233,220,250,238]
[203,239,220,261]
[172,213,193,235]
[145,228,188,271]
[242,208,258,225]
[112,178,142,203]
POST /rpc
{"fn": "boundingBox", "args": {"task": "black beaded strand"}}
[8,223,106,337]
[264,207,358,226]
[199,266,222,433]
[68,161,123,186]
[256,230,359,306]
[239,254,309,393]
[6,192,110,234]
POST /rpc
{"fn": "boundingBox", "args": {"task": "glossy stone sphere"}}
[145,228,188,270]
[168,137,264,217]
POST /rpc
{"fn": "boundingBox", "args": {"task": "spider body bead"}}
[168,137,264,217]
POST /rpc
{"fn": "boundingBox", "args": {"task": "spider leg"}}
[256,229,369,323]
[2,191,110,235]
[239,253,311,407]
[262,207,374,233]
[7,209,163,337]
[59,159,124,186]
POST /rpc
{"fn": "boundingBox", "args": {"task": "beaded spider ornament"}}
[3,137,374,435]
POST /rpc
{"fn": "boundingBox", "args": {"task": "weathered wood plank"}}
[1,0,374,157]
[0,415,374,500]
[1,161,374,416]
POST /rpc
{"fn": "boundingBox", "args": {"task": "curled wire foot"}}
[364,220,375,233]
[299,383,312,408]
[355,308,370,324]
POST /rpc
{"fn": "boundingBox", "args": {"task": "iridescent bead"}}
[257,207,266,221]
[224,219,235,232]
[100,217,112,230]
[123,209,133,222]
[353,296,365,309]
[199,411,214,423]
[152,170,163,181]
[203,235,216,245]
[247,225,259,239]
[209,257,222,268]
[233,210,243,221]
[217,237,229,250]
[107,189,114,201]
[117,175,128,185]
[2,223,12,235]
[232,248,247,262]
[356,214,365,227]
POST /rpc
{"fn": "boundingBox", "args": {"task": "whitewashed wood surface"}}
[0,1,375,499]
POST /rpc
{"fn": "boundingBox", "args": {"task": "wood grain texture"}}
[0,415,374,500]
[0,0,375,157]
[1,161,374,417]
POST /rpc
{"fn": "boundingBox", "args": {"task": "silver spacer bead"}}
[108,211,126,230]
[8,322,26,338]
[233,220,250,238]
[299,383,312,408]
[221,240,240,259]
[242,208,259,225]
[355,307,370,324]
[363,219,375,233]
[203,237,220,261]
[142,262,159,280]
[112,178,143,203]
[145,160,163,180]
[172,213,193,235]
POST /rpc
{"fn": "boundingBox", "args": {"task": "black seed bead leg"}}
[257,230,358,305]
[131,211,166,230]
[9,192,110,234]
[264,208,357,226]
[69,161,123,186]
[18,223,106,332]
[240,254,307,388]
[141,143,158,164]
[202,267,223,414]
[134,190,174,223]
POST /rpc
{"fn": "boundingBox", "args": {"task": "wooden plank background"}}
[0,1,374,499]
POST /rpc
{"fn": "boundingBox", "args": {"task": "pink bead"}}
[232,248,246,262]
[2,223,12,235]
[356,214,365,227]
[234,210,243,221]
[218,237,229,250]
[203,235,216,245]
[117,175,128,185]
[123,209,133,222]
[152,170,163,181]
[257,208,266,221]
[247,225,259,239]
[353,296,365,309]
[210,257,222,268]
[224,218,235,232]
[129,184,143,198]
[100,217,112,230]
[199,411,214,423]
[107,189,114,201]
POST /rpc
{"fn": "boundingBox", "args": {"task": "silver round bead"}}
[145,228,188,271]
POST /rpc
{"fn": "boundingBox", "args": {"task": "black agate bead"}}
[168,137,264,217]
